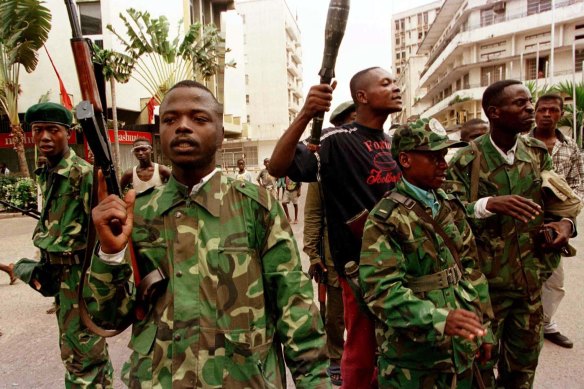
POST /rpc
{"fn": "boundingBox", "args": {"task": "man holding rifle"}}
[13,102,113,387]
[269,67,402,388]
[89,81,329,388]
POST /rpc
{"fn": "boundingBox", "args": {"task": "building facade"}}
[1,0,244,174]
[414,0,584,129]
[234,0,303,164]
[391,1,443,124]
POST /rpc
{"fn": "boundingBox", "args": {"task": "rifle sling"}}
[387,192,464,273]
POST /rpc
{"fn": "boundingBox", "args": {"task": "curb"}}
[0,213,29,220]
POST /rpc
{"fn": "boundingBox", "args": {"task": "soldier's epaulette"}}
[233,180,271,211]
[451,145,476,168]
[372,196,397,221]
[522,135,548,152]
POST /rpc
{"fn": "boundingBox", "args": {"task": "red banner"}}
[0,130,152,149]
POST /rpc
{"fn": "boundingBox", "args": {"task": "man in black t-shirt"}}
[269,67,402,389]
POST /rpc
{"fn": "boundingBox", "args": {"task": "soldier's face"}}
[400,149,448,190]
[159,87,223,172]
[535,99,563,132]
[492,85,535,134]
[460,124,489,142]
[31,122,70,161]
[358,68,402,114]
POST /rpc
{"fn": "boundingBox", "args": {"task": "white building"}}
[234,0,303,165]
[2,0,245,173]
[391,1,442,124]
[415,0,584,129]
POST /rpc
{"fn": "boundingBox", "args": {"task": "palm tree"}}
[551,81,584,147]
[92,45,133,173]
[108,9,234,104]
[0,0,51,177]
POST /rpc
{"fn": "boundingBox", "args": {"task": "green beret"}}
[330,100,356,124]
[25,102,73,128]
[391,118,467,159]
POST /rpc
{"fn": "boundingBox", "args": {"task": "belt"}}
[406,265,462,293]
[42,249,85,265]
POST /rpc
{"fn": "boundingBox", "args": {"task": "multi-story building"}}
[415,0,584,129]
[391,1,443,124]
[1,0,244,173]
[234,0,303,164]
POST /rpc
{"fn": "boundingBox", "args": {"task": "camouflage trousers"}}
[56,263,114,388]
[477,292,544,389]
[377,364,473,389]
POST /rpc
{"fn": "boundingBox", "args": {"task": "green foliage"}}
[448,95,471,106]
[0,0,51,73]
[0,175,37,210]
[92,44,133,84]
[108,9,234,103]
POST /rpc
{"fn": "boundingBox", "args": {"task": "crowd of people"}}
[1,67,582,389]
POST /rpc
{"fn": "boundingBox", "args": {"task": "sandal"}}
[327,365,342,386]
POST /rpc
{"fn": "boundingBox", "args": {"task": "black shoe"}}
[544,332,574,348]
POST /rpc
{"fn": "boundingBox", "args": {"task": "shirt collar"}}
[190,167,219,196]
[400,177,441,216]
[489,134,518,164]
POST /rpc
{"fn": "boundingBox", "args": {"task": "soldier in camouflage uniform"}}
[447,80,576,388]
[359,118,493,388]
[88,80,329,388]
[14,102,113,388]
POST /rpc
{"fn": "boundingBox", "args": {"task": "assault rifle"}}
[65,0,165,336]
[0,199,40,220]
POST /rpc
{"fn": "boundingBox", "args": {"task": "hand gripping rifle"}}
[65,0,164,336]
[306,0,350,151]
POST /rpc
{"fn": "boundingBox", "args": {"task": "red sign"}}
[106,130,152,145]
[0,130,152,149]
[0,131,77,149]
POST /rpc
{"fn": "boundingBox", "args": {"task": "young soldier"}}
[460,118,489,142]
[120,137,170,193]
[89,80,329,388]
[359,118,493,388]
[13,102,113,387]
[447,80,576,388]
[529,94,584,349]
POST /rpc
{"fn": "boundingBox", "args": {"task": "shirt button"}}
[174,334,181,341]
[175,211,182,218]
[176,271,183,278]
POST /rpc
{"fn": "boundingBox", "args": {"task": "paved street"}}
[1,195,584,388]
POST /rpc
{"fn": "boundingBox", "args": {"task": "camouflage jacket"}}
[359,179,493,374]
[33,148,92,254]
[88,171,329,388]
[447,135,563,297]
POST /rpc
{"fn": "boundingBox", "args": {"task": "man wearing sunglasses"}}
[120,137,171,193]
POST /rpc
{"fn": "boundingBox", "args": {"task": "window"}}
[463,73,470,89]
[480,8,504,27]
[78,1,102,35]
[525,56,548,80]
[396,37,400,46]
[245,74,249,85]
[246,94,250,104]
[527,0,551,16]
[418,32,424,40]
[576,49,584,72]
[481,65,506,86]
[417,13,423,25]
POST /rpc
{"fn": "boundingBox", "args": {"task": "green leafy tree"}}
[551,81,584,147]
[108,8,234,104]
[0,0,51,177]
[92,45,133,172]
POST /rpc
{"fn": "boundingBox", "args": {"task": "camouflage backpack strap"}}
[387,192,464,273]
[469,140,482,202]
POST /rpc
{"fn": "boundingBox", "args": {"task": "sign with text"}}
[0,131,77,148]
[107,130,152,145]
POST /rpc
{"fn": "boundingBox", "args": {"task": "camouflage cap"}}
[330,101,355,124]
[25,102,73,128]
[391,118,467,158]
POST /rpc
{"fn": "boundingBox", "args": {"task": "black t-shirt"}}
[288,122,401,274]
